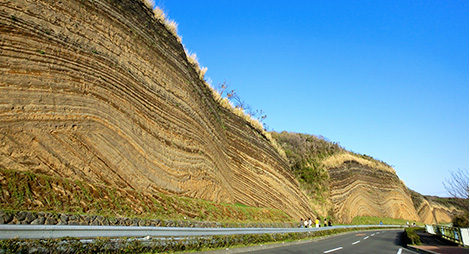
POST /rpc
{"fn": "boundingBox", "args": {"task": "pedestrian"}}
[315,218,320,228]
[300,218,304,228]
[308,218,313,228]
[324,218,327,227]
[304,218,308,228]
[328,220,332,227]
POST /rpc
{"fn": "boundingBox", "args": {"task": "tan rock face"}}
[0,0,312,219]
[414,196,463,224]
[328,161,420,223]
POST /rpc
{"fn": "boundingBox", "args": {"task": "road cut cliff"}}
[273,132,423,224]
[0,0,313,219]
[327,159,420,223]
[410,190,466,224]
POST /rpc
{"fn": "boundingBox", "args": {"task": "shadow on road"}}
[393,230,406,247]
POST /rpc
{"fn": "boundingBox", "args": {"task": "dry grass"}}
[143,0,181,43]
[321,153,395,173]
[141,1,285,160]
[185,49,208,80]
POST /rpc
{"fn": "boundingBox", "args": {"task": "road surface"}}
[236,229,418,254]
[0,224,399,239]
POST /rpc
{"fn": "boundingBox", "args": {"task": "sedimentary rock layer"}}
[411,193,463,224]
[328,161,420,223]
[0,0,312,218]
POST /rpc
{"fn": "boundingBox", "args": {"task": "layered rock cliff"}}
[410,190,467,224]
[273,132,421,224]
[0,0,312,219]
[326,158,420,223]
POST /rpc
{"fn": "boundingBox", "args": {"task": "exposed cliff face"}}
[410,190,467,224]
[273,132,422,224]
[0,0,312,219]
[416,199,454,224]
[327,160,420,223]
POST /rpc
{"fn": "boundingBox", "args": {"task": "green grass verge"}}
[0,168,292,224]
[350,216,423,226]
[404,227,424,245]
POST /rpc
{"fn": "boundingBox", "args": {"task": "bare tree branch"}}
[443,168,469,199]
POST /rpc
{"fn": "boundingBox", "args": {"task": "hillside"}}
[273,132,421,223]
[0,0,312,221]
[1,0,461,226]
[409,190,468,224]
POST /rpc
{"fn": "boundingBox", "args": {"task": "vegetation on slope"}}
[272,131,407,223]
[271,132,343,201]
[404,227,423,245]
[351,216,422,226]
[0,168,291,224]
[409,189,426,211]
[409,188,468,226]
[425,195,469,227]
[271,132,393,200]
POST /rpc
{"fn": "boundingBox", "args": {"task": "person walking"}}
[315,218,320,228]
[308,218,313,228]
[300,218,304,228]
[304,218,308,228]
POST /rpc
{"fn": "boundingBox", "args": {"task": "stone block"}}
[60,214,69,223]
[25,212,38,223]
[91,218,100,226]
[0,213,13,224]
[45,217,57,225]
[14,211,27,222]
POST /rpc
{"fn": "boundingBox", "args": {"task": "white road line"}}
[371,233,375,236]
[397,247,403,254]
[352,240,360,245]
[364,236,369,240]
[323,247,343,253]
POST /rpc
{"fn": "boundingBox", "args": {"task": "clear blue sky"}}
[152,0,468,197]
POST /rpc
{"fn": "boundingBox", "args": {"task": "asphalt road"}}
[0,224,399,239]
[238,230,419,254]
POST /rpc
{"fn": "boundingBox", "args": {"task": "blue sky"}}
[153,0,468,197]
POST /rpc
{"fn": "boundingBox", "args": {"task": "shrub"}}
[404,227,423,245]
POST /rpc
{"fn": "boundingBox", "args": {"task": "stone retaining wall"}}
[0,211,296,228]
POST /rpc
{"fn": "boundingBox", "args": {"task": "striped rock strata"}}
[412,194,463,224]
[0,0,312,218]
[415,199,453,224]
[328,161,420,223]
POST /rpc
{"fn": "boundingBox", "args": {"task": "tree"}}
[215,81,269,130]
[443,168,469,227]
[443,168,469,200]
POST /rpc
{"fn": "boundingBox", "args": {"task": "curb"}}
[407,245,441,254]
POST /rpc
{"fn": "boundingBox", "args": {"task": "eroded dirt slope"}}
[0,0,312,219]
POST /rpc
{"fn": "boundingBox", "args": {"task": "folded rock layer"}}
[328,161,420,223]
[0,0,312,219]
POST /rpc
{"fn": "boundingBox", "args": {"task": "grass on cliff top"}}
[142,1,287,160]
[271,131,395,206]
[351,216,424,226]
[0,168,292,224]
